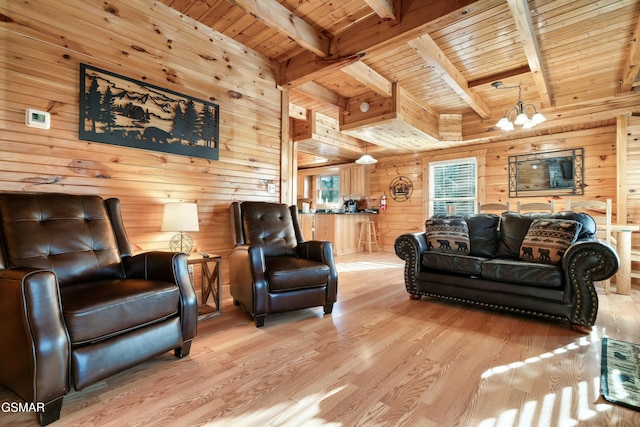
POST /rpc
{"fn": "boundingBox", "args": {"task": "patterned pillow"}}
[425,217,470,254]
[519,219,582,265]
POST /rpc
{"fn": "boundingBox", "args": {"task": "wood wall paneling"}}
[1,0,285,291]
[368,126,620,251]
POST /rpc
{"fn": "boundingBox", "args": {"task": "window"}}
[317,175,340,208]
[429,157,477,215]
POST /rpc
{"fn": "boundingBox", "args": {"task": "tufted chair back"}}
[0,193,127,287]
[231,201,300,257]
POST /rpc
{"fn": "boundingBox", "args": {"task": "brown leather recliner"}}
[229,201,338,327]
[0,193,198,426]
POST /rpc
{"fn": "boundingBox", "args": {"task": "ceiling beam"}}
[507,0,552,109]
[279,0,484,87]
[408,33,491,119]
[620,12,640,93]
[364,0,400,22]
[468,65,531,88]
[341,62,393,98]
[227,0,330,58]
[294,82,346,109]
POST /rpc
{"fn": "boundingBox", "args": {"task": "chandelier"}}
[492,81,546,131]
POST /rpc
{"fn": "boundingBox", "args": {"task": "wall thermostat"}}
[25,108,51,129]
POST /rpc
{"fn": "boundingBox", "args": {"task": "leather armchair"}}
[0,193,197,426]
[229,201,338,327]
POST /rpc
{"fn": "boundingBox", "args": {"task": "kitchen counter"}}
[312,210,379,215]
[313,213,372,256]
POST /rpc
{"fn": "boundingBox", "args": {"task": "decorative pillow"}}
[496,213,534,259]
[519,219,582,265]
[425,217,470,254]
[464,214,500,258]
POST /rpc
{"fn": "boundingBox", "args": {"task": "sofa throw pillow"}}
[464,214,500,258]
[496,213,535,259]
[519,219,582,265]
[425,217,470,254]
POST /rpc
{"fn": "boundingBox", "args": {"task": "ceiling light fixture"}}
[492,81,546,131]
[359,102,370,113]
[355,142,377,165]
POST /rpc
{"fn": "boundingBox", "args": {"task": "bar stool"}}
[358,220,379,253]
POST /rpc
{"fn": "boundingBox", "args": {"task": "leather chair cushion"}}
[241,202,298,257]
[0,193,123,286]
[60,279,180,344]
[464,214,500,258]
[266,256,330,292]
[495,213,535,259]
[481,258,564,288]
[422,251,485,276]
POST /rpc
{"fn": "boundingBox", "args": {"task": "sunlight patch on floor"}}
[335,261,403,273]
[477,331,614,427]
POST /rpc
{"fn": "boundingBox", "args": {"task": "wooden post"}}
[617,115,628,223]
[280,88,295,205]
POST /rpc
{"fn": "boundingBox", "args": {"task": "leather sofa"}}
[0,193,198,425]
[394,211,619,332]
[229,201,338,327]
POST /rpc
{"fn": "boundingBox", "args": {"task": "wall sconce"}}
[359,102,370,113]
[161,202,199,253]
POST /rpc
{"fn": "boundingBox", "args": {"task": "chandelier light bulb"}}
[492,82,546,131]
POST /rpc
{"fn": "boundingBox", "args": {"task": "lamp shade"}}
[161,202,199,232]
[355,154,377,165]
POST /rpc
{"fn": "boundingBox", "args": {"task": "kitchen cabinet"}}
[339,164,368,197]
[298,213,314,240]
[297,174,311,198]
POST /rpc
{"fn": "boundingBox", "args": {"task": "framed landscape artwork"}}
[79,63,219,160]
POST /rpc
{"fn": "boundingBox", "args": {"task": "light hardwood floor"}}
[2,252,640,426]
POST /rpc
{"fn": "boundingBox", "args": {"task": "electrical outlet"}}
[268,183,276,194]
[188,265,194,274]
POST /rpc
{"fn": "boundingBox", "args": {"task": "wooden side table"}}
[188,254,222,320]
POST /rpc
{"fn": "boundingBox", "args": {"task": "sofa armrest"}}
[122,252,197,341]
[0,268,70,407]
[229,244,269,314]
[562,239,619,327]
[394,232,429,295]
[297,240,338,303]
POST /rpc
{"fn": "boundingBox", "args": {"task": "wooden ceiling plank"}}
[279,0,485,87]
[507,0,552,109]
[341,61,393,97]
[620,12,640,93]
[227,0,330,57]
[364,0,400,22]
[331,0,492,59]
[408,33,491,119]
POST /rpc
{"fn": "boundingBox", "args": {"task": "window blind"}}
[429,158,477,215]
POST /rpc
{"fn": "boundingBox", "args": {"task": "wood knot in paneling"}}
[68,160,113,178]
[104,4,120,16]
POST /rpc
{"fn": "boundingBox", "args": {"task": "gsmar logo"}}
[1,401,45,413]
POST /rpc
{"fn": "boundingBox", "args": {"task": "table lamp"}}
[161,202,199,253]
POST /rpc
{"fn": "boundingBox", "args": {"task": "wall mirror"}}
[509,148,584,197]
